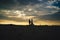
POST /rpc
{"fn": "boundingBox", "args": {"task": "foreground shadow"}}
[0,24,60,40]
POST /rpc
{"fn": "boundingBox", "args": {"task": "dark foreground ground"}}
[0,24,60,40]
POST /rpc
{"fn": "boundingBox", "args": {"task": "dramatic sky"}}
[0,0,60,25]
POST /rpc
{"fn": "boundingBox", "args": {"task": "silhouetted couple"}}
[29,19,34,25]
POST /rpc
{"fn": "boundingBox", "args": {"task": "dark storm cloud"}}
[17,0,49,5]
[0,0,16,9]
[17,0,40,4]
[0,0,40,9]
[0,0,59,9]
[40,11,60,20]
[0,0,51,9]
[0,0,44,5]
[52,1,60,8]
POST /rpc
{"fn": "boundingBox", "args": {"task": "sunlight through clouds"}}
[0,0,60,25]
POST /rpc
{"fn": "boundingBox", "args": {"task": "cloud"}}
[52,1,60,8]
[0,0,56,9]
[0,0,60,22]
[0,0,16,9]
[0,10,36,22]
[39,11,60,21]
[0,0,40,9]
[0,13,7,19]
